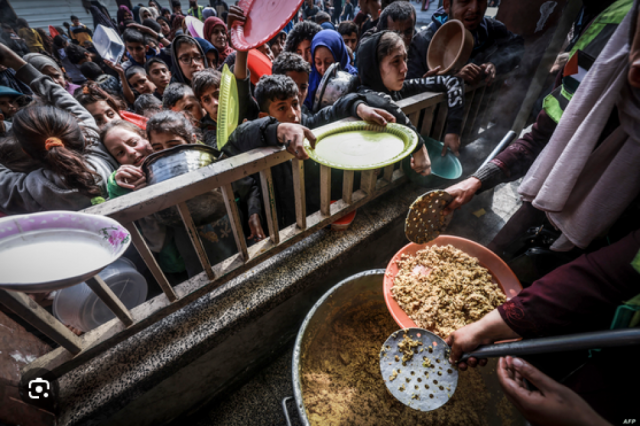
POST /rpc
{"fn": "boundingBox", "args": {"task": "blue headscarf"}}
[305,30,357,110]
[195,37,219,66]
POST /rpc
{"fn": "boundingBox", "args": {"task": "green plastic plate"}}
[304,122,418,171]
[217,64,239,150]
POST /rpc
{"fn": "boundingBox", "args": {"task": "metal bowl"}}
[142,144,227,226]
[312,62,358,113]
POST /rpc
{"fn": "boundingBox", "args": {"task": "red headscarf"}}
[204,17,234,67]
[169,14,185,41]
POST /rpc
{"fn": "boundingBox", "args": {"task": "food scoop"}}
[404,190,454,244]
[381,327,640,411]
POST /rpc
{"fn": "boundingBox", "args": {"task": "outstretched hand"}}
[498,357,612,426]
[227,5,246,29]
[277,123,316,160]
[443,177,482,214]
[356,104,397,126]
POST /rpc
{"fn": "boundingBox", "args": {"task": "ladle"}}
[380,327,640,411]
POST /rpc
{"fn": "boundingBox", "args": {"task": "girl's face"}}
[103,126,153,166]
[86,100,120,128]
[314,46,334,77]
[177,43,205,81]
[149,130,195,151]
[210,25,227,50]
[380,40,408,92]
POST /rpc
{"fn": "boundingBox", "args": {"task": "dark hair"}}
[12,106,102,197]
[79,62,104,80]
[123,28,146,45]
[376,31,404,63]
[53,35,67,48]
[16,18,29,29]
[133,94,162,116]
[378,1,415,30]
[156,16,170,26]
[75,83,123,115]
[162,82,193,109]
[315,11,331,24]
[254,74,299,112]
[125,65,147,83]
[338,21,358,38]
[192,69,221,99]
[146,110,194,144]
[172,0,181,8]
[142,18,162,33]
[1,23,13,31]
[145,35,158,47]
[145,57,169,74]
[268,31,286,47]
[284,21,322,54]
[272,52,311,76]
[66,44,90,64]
[0,134,42,173]
[70,15,79,20]
[174,35,199,53]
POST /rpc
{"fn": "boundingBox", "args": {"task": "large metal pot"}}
[312,62,358,113]
[142,144,227,226]
[284,269,525,425]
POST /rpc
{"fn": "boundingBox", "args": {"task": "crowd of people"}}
[0,0,638,424]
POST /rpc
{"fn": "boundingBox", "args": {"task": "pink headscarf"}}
[203,17,234,66]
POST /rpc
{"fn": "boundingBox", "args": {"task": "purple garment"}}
[66,82,80,95]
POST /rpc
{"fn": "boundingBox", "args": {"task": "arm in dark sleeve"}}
[400,75,465,135]
[232,175,263,218]
[472,109,557,191]
[472,20,524,75]
[406,29,432,80]
[497,229,640,339]
[301,92,367,129]
[236,73,260,123]
[221,116,280,157]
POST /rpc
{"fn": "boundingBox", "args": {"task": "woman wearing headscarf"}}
[117,5,134,33]
[204,17,234,68]
[156,16,172,40]
[139,7,154,22]
[132,5,142,24]
[24,53,81,95]
[170,34,208,85]
[304,29,356,110]
[194,38,219,69]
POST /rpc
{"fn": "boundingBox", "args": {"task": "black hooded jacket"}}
[356,30,465,137]
[169,34,215,85]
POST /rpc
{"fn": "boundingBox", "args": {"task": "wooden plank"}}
[124,223,178,302]
[259,168,280,245]
[360,170,377,194]
[407,111,420,127]
[85,276,134,327]
[220,184,249,261]
[291,159,307,230]
[0,289,83,354]
[176,202,215,280]
[320,165,331,216]
[420,105,436,136]
[342,170,354,204]
[431,103,448,141]
[383,165,394,182]
[25,171,409,379]
[395,91,445,115]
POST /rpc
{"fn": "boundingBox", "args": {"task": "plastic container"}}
[427,19,474,75]
[53,258,148,332]
[92,24,125,63]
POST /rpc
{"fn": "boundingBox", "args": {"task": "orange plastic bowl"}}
[383,235,522,330]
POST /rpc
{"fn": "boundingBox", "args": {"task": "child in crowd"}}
[79,62,122,97]
[24,53,80,96]
[144,57,172,99]
[122,29,155,70]
[0,86,22,120]
[162,83,204,129]
[69,15,93,47]
[223,74,397,227]
[283,21,323,64]
[268,31,287,59]
[272,52,311,113]
[76,84,147,130]
[169,34,206,85]
[125,66,157,96]
[191,69,220,148]
[134,94,163,117]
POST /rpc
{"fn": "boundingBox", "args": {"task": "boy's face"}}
[261,96,301,124]
[129,72,157,94]
[0,96,18,118]
[150,129,194,151]
[285,71,309,105]
[341,31,357,52]
[125,41,149,64]
[172,93,204,122]
[72,18,80,26]
[103,126,153,166]
[296,39,312,64]
[42,65,66,88]
[199,85,219,121]
[147,62,171,90]
[86,100,120,128]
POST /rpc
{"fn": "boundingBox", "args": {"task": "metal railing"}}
[1,77,504,379]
